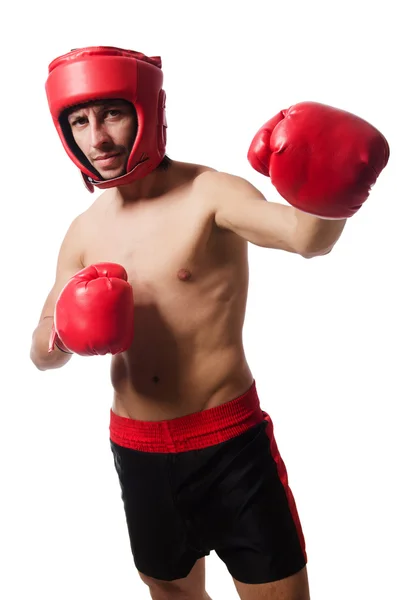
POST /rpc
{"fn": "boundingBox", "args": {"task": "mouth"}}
[94,153,122,167]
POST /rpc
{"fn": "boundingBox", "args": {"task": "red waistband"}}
[109,381,264,453]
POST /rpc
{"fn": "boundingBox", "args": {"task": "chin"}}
[98,168,126,180]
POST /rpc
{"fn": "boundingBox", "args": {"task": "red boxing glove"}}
[49,263,134,356]
[248,101,390,218]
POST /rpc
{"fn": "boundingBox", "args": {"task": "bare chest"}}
[83,203,218,306]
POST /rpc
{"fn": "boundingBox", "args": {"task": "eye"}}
[105,109,122,118]
[71,116,87,127]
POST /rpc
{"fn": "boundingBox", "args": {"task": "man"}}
[30,46,389,600]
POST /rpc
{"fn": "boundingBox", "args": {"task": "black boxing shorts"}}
[109,381,307,584]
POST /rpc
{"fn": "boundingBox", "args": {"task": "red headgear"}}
[45,46,167,192]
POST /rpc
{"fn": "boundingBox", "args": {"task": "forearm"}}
[30,317,72,371]
[293,208,347,257]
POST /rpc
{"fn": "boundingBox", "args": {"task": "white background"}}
[1,1,396,598]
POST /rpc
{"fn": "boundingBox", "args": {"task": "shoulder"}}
[72,190,110,227]
[62,190,107,242]
[169,160,216,184]
[193,170,265,204]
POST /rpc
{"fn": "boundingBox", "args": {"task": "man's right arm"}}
[30,216,85,371]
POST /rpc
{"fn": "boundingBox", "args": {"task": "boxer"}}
[30,47,389,600]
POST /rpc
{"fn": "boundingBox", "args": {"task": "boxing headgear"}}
[45,46,167,192]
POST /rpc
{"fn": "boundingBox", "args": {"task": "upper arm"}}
[200,171,299,254]
[38,215,85,322]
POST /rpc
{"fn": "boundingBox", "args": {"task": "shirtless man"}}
[30,47,389,600]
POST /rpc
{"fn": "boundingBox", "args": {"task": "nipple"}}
[177,268,192,281]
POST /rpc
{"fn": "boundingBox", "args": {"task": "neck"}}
[113,163,172,204]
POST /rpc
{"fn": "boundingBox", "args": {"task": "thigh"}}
[139,557,208,599]
[234,566,310,600]
[111,441,203,581]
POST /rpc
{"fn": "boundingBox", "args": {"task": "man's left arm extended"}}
[206,171,346,258]
[207,101,389,258]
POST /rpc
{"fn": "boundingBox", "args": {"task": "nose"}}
[90,121,111,148]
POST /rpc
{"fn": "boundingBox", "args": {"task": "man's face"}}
[67,99,137,179]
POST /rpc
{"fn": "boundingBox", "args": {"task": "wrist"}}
[294,208,347,256]
[30,319,73,370]
[54,339,73,354]
[47,320,73,355]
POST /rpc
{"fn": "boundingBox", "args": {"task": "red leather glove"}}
[248,101,389,218]
[49,263,134,356]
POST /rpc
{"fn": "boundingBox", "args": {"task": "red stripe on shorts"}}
[262,412,307,561]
